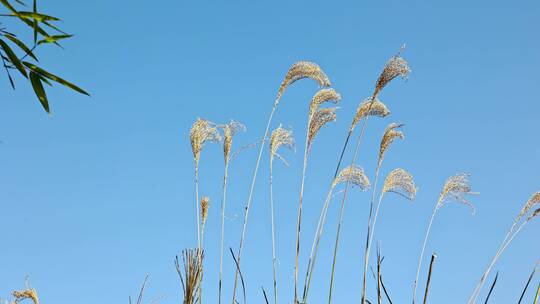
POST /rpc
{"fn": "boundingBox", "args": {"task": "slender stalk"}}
[377,247,382,304]
[269,162,278,304]
[195,166,201,249]
[301,131,352,302]
[517,266,535,304]
[412,205,438,304]
[294,119,311,303]
[330,117,370,304]
[468,221,527,304]
[483,272,498,304]
[423,253,436,304]
[231,104,276,304]
[218,161,230,304]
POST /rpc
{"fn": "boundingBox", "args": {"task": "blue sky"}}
[1,1,539,303]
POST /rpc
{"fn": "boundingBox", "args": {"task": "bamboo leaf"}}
[37,34,72,45]
[29,70,49,113]
[0,38,28,77]
[17,11,60,22]
[4,34,38,61]
[23,61,89,96]
[0,0,18,13]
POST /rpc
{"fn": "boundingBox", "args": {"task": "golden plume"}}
[332,165,370,190]
[517,191,540,223]
[307,107,337,150]
[221,120,245,164]
[374,54,411,97]
[382,168,417,200]
[378,123,404,166]
[190,118,221,166]
[276,61,331,106]
[309,88,341,117]
[270,125,295,165]
[437,174,476,213]
[200,196,210,225]
[350,97,390,132]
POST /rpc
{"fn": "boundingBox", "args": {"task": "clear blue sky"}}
[1,1,539,303]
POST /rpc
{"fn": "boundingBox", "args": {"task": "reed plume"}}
[11,289,39,304]
[468,191,540,304]
[177,249,204,304]
[231,61,330,304]
[295,88,340,302]
[413,174,476,304]
[373,54,411,98]
[360,123,405,304]
[190,118,221,250]
[268,125,295,304]
[302,165,370,302]
[218,120,245,304]
[350,97,390,133]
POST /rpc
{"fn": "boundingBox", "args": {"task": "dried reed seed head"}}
[350,97,391,132]
[190,118,222,166]
[276,61,331,105]
[378,123,404,166]
[527,207,540,222]
[270,125,295,163]
[437,173,476,213]
[200,196,210,224]
[517,191,540,222]
[12,289,39,304]
[332,165,370,190]
[179,248,204,304]
[307,107,337,149]
[382,168,417,200]
[374,55,410,97]
[222,120,246,163]
[309,88,341,117]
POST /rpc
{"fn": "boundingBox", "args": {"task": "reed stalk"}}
[423,254,436,304]
[413,174,475,304]
[231,62,331,304]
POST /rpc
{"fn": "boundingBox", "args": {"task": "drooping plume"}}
[350,97,390,132]
[221,120,246,164]
[309,88,341,117]
[276,61,331,105]
[382,168,417,200]
[517,191,540,223]
[307,107,338,150]
[373,54,411,98]
[332,165,371,190]
[437,174,476,213]
[270,125,295,165]
[190,118,222,166]
[378,123,405,166]
[12,289,39,304]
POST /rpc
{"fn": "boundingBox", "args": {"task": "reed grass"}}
[468,192,540,304]
[294,89,340,302]
[177,249,204,304]
[413,174,476,304]
[231,61,330,304]
[269,125,295,304]
[217,120,245,304]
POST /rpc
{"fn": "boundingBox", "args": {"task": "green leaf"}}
[17,11,60,22]
[29,70,49,113]
[37,34,72,45]
[4,34,38,61]
[0,38,28,78]
[32,0,37,43]
[23,61,89,96]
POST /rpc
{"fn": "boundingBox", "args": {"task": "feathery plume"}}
[176,249,204,304]
[437,173,476,213]
[221,120,246,164]
[374,54,411,97]
[350,97,390,132]
[528,208,540,221]
[332,165,371,190]
[276,61,331,105]
[201,196,210,225]
[309,88,341,117]
[270,125,295,164]
[12,289,39,304]
[190,118,222,166]
[518,191,540,222]
[307,107,337,149]
[382,168,417,200]
[378,123,405,166]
